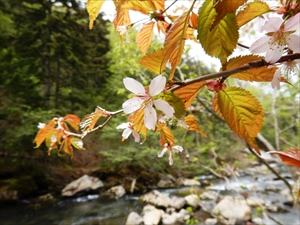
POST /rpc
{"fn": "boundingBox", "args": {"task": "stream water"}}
[0,166,299,225]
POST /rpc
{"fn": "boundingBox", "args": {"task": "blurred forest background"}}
[0,0,299,200]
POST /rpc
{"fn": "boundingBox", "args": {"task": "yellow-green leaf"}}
[122,0,164,14]
[236,2,270,27]
[225,55,277,82]
[184,114,207,138]
[161,91,186,119]
[216,87,264,154]
[136,21,155,55]
[174,81,206,109]
[198,0,239,64]
[70,137,85,150]
[87,0,105,29]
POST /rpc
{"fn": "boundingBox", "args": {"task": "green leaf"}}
[198,0,239,63]
[215,87,264,154]
[161,91,186,119]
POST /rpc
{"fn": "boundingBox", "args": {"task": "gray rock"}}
[139,190,170,208]
[157,174,176,188]
[200,190,218,201]
[0,190,18,201]
[142,205,163,225]
[246,198,265,207]
[177,208,190,222]
[103,185,125,199]
[176,177,201,187]
[162,212,177,225]
[125,211,143,225]
[169,196,186,209]
[184,194,200,208]
[265,185,278,192]
[62,175,103,196]
[205,218,218,225]
[212,196,252,222]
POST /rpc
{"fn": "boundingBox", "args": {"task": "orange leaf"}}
[225,55,277,82]
[60,138,73,156]
[64,114,80,124]
[33,120,56,148]
[132,107,147,138]
[158,124,175,148]
[139,47,170,74]
[236,2,270,27]
[122,0,164,14]
[269,149,300,168]
[185,27,198,42]
[216,87,264,154]
[189,12,198,29]
[184,114,207,138]
[80,108,103,132]
[174,81,206,109]
[86,0,105,29]
[113,0,131,43]
[136,21,155,55]
[211,0,247,30]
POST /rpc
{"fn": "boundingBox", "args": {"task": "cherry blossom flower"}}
[271,59,300,90]
[116,122,140,143]
[122,75,175,130]
[250,13,300,63]
[158,143,183,165]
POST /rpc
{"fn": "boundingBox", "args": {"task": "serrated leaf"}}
[158,124,175,148]
[189,12,198,29]
[33,120,56,148]
[236,2,270,27]
[86,0,105,29]
[45,129,64,150]
[132,107,147,138]
[164,12,189,79]
[185,27,198,42]
[121,0,164,14]
[136,21,155,55]
[139,47,170,74]
[64,114,80,132]
[269,148,300,168]
[212,0,246,30]
[225,55,277,82]
[70,137,85,150]
[80,108,103,132]
[113,0,131,37]
[185,114,207,138]
[216,87,264,154]
[198,0,239,64]
[59,138,73,156]
[161,91,185,119]
[174,81,206,109]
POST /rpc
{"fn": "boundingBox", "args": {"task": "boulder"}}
[125,211,143,225]
[142,205,164,225]
[102,185,125,199]
[212,196,251,222]
[177,208,190,222]
[200,190,218,201]
[139,190,170,208]
[205,218,218,225]
[176,177,201,187]
[169,196,186,209]
[162,212,177,225]
[246,198,265,207]
[184,194,200,208]
[62,175,103,196]
[0,190,18,201]
[157,174,176,188]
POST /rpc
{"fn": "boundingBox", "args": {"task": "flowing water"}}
[0,167,299,225]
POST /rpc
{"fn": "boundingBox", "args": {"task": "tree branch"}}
[170,53,300,91]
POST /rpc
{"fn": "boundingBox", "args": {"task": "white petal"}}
[286,35,300,53]
[158,147,168,158]
[249,36,271,53]
[262,17,282,32]
[122,128,132,139]
[116,122,130,129]
[265,43,283,63]
[284,13,300,31]
[271,68,281,90]
[168,152,173,166]
[144,104,157,130]
[172,145,183,152]
[132,130,140,143]
[122,97,143,114]
[153,99,175,118]
[149,75,166,96]
[123,77,146,95]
